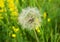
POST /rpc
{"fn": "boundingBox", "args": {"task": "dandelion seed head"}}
[18,7,42,30]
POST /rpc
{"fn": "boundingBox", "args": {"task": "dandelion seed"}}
[18,7,41,30]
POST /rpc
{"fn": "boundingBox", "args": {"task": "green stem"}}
[33,29,39,42]
[54,19,57,42]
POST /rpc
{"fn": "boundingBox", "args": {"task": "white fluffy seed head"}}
[18,7,42,30]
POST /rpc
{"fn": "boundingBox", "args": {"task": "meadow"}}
[0,0,60,42]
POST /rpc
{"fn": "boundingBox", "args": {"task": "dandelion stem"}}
[33,29,39,42]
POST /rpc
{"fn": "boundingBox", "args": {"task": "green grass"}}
[0,0,60,42]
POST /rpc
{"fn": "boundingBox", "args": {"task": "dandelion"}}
[8,3,15,8]
[12,26,19,32]
[0,0,5,8]
[18,7,41,30]
[7,1,17,11]
[18,7,41,42]
[8,3,16,11]
[7,0,14,3]
[10,7,17,11]
[48,18,51,22]
[12,34,16,38]
[0,0,5,12]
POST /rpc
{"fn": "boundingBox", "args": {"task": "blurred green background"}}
[0,0,60,42]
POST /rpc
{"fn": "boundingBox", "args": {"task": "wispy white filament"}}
[18,7,41,30]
